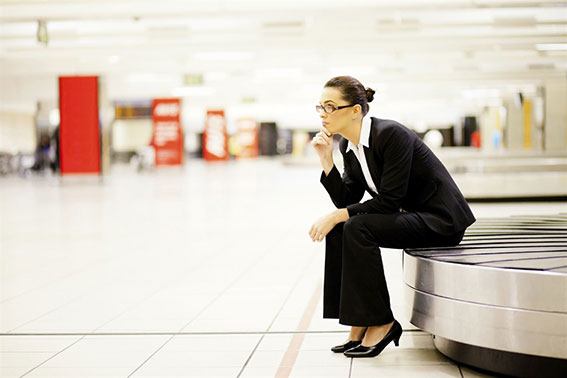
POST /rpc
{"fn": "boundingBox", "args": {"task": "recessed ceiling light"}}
[172,86,215,97]
[536,44,567,51]
[193,51,253,61]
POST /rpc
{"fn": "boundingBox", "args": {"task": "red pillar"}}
[59,76,100,174]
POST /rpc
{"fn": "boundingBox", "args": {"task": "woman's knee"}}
[343,216,370,240]
[343,215,385,245]
[344,215,366,233]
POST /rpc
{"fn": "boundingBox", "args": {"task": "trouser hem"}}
[338,313,395,327]
[323,308,340,319]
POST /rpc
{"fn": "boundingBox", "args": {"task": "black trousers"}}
[323,212,464,327]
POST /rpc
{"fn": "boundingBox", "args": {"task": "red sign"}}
[152,98,183,166]
[203,110,228,161]
[235,118,258,158]
[59,76,100,175]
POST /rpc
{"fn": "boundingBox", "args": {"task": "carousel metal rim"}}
[402,253,567,313]
[403,252,567,276]
[410,248,567,257]
[430,252,567,265]
[404,286,567,359]
[407,245,567,254]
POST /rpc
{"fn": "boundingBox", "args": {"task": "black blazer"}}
[321,117,475,235]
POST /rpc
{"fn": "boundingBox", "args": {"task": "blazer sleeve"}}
[320,164,365,209]
[346,125,414,216]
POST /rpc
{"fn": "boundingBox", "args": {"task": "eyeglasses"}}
[315,104,356,114]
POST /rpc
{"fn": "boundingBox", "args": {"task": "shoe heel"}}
[393,330,402,347]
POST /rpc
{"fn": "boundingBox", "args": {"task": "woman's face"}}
[318,86,358,135]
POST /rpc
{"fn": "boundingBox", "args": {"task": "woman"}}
[308,76,475,358]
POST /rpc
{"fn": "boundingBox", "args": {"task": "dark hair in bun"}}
[365,88,375,103]
[324,75,374,116]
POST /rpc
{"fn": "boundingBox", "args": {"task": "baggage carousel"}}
[403,214,567,377]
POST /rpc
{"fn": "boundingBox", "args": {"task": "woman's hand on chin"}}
[312,127,334,163]
[309,209,349,242]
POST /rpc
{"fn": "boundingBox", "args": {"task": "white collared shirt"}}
[346,116,379,195]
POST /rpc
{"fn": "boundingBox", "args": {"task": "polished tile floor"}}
[1,158,565,377]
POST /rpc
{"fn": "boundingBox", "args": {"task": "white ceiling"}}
[1,0,566,127]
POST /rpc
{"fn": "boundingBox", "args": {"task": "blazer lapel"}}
[345,149,365,184]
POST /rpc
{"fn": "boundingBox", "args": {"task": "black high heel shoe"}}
[331,328,367,353]
[343,320,402,358]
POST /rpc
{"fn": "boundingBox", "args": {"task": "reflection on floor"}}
[1,159,565,377]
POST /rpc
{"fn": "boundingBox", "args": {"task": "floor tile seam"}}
[262,245,320,334]
[0,254,116,305]
[125,334,176,378]
[274,280,322,378]
[5,241,247,334]
[0,329,426,336]
[18,335,85,377]
[457,364,465,378]
[89,250,220,333]
[122,231,298,377]
[175,229,298,334]
[6,293,91,334]
[235,334,266,378]
[1,232,222,307]
[2,253,156,332]
[349,362,457,369]
[236,245,319,378]
[0,351,58,354]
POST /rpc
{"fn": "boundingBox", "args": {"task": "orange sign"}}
[235,118,258,158]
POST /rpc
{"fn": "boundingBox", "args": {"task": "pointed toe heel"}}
[331,340,361,353]
[344,320,403,358]
[331,328,367,353]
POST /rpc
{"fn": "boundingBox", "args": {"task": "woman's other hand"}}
[309,209,349,242]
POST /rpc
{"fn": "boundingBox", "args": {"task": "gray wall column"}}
[544,77,567,151]
[504,97,524,150]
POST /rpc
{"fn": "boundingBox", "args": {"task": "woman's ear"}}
[352,104,362,119]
